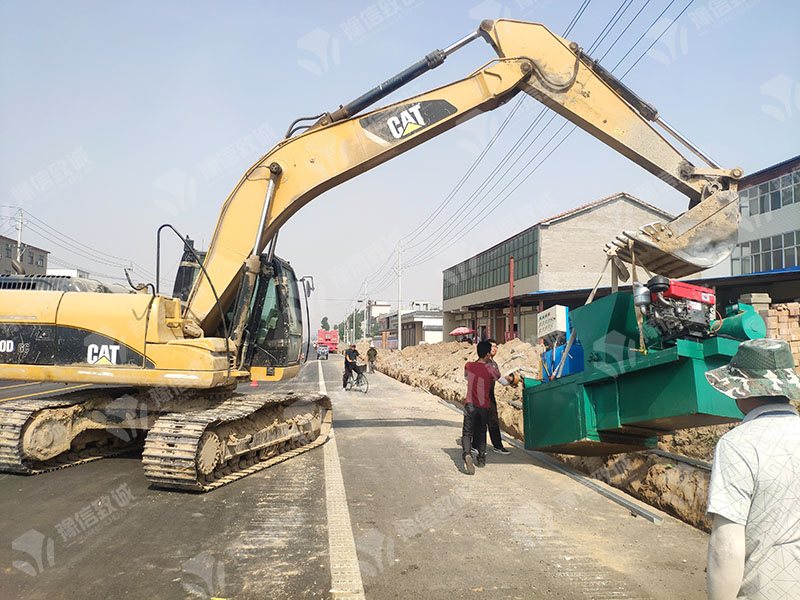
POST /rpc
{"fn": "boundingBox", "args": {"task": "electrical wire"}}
[400,0,698,272]
[396,0,636,267]
[608,0,679,71]
[619,0,696,77]
[403,121,574,269]
[353,0,695,299]
[361,2,597,289]
[0,205,160,282]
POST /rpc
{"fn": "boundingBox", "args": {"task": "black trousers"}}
[472,397,504,450]
[343,362,360,388]
[462,403,489,460]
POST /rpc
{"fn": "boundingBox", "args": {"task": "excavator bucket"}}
[607,190,740,278]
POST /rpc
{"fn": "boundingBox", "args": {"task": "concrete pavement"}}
[0,358,711,599]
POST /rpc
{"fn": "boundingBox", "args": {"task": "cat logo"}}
[386,103,425,139]
[360,99,457,145]
[87,344,120,365]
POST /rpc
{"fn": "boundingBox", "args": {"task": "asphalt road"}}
[0,357,712,599]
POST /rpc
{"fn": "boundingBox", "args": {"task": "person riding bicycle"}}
[343,343,362,389]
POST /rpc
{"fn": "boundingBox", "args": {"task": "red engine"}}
[661,280,715,306]
[633,276,716,342]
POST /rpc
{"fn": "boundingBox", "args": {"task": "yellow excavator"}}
[0,19,742,491]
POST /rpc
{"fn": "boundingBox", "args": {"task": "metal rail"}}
[648,448,712,471]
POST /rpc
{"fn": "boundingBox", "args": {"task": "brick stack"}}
[759,303,800,369]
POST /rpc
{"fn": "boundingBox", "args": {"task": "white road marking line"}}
[320,358,365,599]
[318,359,326,395]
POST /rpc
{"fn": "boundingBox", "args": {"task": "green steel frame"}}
[523,292,754,455]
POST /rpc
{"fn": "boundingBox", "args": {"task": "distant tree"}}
[321,316,330,330]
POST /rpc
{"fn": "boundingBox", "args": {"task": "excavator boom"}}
[187,19,741,332]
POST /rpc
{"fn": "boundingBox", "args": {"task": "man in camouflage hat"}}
[704,338,800,600]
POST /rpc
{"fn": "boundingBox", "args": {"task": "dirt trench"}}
[361,339,750,532]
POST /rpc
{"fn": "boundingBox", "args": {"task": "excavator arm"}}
[187,19,741,334]
[0,18,742,391]
[185,57,536,332]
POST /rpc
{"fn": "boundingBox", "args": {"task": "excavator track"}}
[142,391,331,492]
[0,393,141,475]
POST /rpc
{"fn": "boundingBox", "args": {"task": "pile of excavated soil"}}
[360,340,780,532]
[366,339,542,441]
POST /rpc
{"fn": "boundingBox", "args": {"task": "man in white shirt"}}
[704,338,800,600]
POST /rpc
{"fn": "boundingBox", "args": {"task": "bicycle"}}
[345,364,369,393]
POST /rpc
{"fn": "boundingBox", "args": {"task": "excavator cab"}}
[173,249,305,380]
[240,256,304,378]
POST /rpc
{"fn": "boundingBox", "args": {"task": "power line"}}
[398,0,637,266]
[0,205,160,281]
[404,120,574,268]
[597,0,654,61]
[609,0,679,71]
[402,0,698,270]
[587,0,635,54]
[619,0,696,77]
[362,2,597,289]
[353,0,694,300]
[563,0,592,37]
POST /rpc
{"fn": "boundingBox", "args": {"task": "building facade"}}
[377,308,443,348]
[0,236,49,275]
[730,155,800,276]
[442,193,675,344]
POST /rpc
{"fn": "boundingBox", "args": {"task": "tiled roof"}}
[443,192,674,271]
[536,192,674,225]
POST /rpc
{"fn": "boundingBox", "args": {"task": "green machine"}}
[523,278,766,455]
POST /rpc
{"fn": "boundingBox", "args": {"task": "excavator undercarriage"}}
[0,386,330,491]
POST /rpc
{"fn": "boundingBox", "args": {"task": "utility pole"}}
[509,255,515,341]
[15,209,24,262]
[362,280,368,344]
[396,245,402,351]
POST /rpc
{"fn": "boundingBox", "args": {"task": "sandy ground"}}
[363,339,757,531]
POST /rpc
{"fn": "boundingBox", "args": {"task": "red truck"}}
[317,329,339,353]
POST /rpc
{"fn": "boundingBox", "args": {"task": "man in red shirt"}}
[462,340,519,474]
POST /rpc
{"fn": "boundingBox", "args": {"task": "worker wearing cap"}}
[367,344,378,374]
[704,338,800,600]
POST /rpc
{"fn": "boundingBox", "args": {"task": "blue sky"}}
[1,0,798,329]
